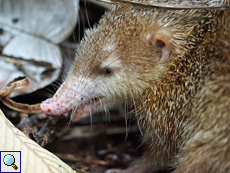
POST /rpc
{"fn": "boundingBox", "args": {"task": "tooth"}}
[77,109,82,114]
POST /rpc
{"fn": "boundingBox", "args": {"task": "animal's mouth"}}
[72,97,106,122]
[40,94,107,122]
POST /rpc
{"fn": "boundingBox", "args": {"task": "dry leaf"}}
[0,77,41,113]
[97,0,230,10]
[0,109,77,173]
[0,0,79,97]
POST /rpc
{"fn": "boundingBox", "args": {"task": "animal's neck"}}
[135,10,230,163]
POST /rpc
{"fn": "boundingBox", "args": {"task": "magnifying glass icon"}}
[3,154,18,170]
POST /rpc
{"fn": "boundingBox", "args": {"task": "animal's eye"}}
[105,68,112,75]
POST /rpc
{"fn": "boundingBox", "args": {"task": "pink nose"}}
[40,97,70,116]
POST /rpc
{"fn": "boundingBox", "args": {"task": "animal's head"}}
[40,5,219,121]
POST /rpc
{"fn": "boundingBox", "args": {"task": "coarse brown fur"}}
[41,1,230,172]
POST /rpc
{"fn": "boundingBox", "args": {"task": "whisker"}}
[103,103,111,123]
[129,89,143,136]
[44,88,55,95]
[69,109,75,125]
[89,99,93,130]
[92,92,111,123]
[51,83,61,90]
[84,0,91,29]
[136,138,147,150]
[77,9,82,42]
[53,80,62,86]
[124,99,130,141]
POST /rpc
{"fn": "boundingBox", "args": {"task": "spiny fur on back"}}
[135,4,230,172]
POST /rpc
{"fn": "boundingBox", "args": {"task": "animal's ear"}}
[147,28,173,63]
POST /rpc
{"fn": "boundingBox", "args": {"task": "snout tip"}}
[40,98,54,115]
